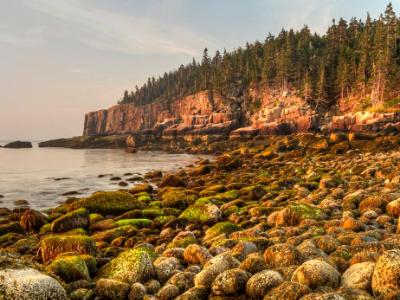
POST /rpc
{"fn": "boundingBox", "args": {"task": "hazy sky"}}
[0,0,398,140]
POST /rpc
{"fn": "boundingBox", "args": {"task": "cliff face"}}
[83,89,400,142]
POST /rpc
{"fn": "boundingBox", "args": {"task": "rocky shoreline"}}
[1,133,400,299]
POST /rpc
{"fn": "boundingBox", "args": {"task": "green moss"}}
[0,233,24,247]
[167,236,197,249]
[214,190,240,202]
[148,201,162,208]
[239,185,266,200]
[160,188,198,209]
[89,213,104,225]
[115,218,152,228]
[0,222,24,235]
[137,195,152,202]
[194,197,214,206]
[179,205,219,223]
[39,223,52,235]
[222,205,240,217]
[204,222,240,241]
[51,208,89,233]
[199,185,225,197]
[162,208,182,217]
[97,247,156,284]
[39,234,96,264]
[91,225,137,243]
[47,254,90,282]
[62,228,87,235]
[289,204,323,220]
[6,237,39,254]
[69,191,142,215]
[153,215,175,226]
[142,209,164,219]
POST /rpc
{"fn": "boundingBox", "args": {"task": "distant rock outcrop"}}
[3,141,32,148]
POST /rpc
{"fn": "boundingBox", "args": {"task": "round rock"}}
[291,259,340,289]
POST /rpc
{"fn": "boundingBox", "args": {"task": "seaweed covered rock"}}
[160,188,198,210]
[39,235,96,264]
[204,221,239,242]
[19,209,46,232]
[97,247,155,284]
[51,208,89,233]
[69,191,142,215]
[180,204,221,223]
[159,174,186,188]
[291,259,340,289]
[95,278,130,300]
[47,254,91,282]
[275,204,324,226]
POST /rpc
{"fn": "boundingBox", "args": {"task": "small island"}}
[3,141,33,148]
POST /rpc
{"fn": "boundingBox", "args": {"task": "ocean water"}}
[0,142,207,211]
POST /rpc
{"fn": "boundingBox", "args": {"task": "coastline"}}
[1,133,400,298]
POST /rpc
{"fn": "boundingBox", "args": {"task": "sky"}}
[0,0,399,140]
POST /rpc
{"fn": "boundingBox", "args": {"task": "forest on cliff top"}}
[120,4,400,111]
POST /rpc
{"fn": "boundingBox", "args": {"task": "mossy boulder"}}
[199,185,226,197]
[39,234,96,264]
[69,191,142,215]
[204,222,240,242]
[91,225,137,243]
[51,208,89,233]
[0,222,24,235]
[167,236,197,249]
[97,247,156,284]
[179,204,221,223]
[159,174,186,188]
[115,218,152,228]
[275,204,324,226]
[89,213,104,225]
[130,183,153,195]
[19,209,46,232]
[95,278,130,300]
[47,254,90,282]
[239,185,266,200]
[160,188,198,210]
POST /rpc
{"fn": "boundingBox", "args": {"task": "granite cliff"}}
[82,88,400,149]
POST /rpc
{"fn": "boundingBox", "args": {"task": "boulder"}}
[341,262,375,291]
[211,268,250,296]
[97,247,155,284]
[51,208,89,233]
[245,270,283,298]
[264,243,303,268]
[39,235,96,264]
[371,249,400,297]
[95,278,130,300]
[291,259,340,289]
[0,268,67,299]
[153,256,181,282]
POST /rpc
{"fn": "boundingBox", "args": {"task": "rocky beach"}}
[1,132,400,299]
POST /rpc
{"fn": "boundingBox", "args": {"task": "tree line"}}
[120,4,399,110]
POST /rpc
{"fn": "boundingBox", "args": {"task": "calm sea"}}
[0,142,206,211]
